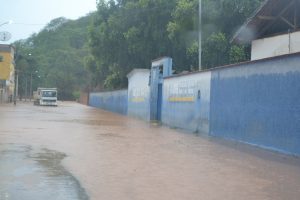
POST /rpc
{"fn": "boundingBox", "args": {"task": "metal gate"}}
[149,57,172,121]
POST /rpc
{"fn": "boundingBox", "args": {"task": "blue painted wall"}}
[87,54,300,156]
[162,71,211,133]
[89,90,128,115]
[127,69,151,121]
[210,54,300,155]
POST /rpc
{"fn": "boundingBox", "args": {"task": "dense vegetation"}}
[14,16,91,100]
[15,0,263,99]
[87,0,263,89]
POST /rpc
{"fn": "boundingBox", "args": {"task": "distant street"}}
[0,101,300,200]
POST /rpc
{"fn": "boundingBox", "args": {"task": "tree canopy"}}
[88,0,263,89]
[15,0,264,94]
[14,15,92,100]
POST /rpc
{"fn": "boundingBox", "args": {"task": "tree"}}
[167,0,263,69]
[202,32,229,69]
[14,15,92,100]
[88,0,177,89]
[15,0,265,92]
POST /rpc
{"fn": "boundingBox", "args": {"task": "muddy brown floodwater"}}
[0,101,300,200]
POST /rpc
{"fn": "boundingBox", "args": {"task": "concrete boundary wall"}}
[210,53,300,155]
[162,71,211,134]
[89,89,128,115]
[78,92,89,105]
[88,53,300,155]
[127,69,151,121]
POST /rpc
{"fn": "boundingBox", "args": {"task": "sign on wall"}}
[130,87,148,102]
[167,80,198,102]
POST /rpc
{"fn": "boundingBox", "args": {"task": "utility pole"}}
[25,76,28,102]
[13,70,17,105]
[16,72,18,101]
[199,0,202,71]
[29,70,38,101]
[30,73,32,101]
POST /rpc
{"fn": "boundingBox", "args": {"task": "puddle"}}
[0,144,89,200]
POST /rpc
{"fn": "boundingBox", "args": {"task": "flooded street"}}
[0,102,300,200]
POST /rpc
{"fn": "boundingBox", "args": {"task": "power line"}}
[12,22,48,26]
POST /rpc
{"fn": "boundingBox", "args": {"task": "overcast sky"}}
[0,0,97,44]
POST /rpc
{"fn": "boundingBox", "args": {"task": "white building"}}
[232,0,300,60]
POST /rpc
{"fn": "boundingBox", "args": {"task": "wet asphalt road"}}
[0,101,300,200]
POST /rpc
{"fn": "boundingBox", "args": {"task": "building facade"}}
[0,44,15,103]
[232,0,300,60]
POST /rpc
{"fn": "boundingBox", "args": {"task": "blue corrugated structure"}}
[162,71,211,133]
[210,53,300,155]
[127,69,151,121]
[89,89,128,115]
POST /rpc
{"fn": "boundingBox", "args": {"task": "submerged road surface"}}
[0,102,300,200]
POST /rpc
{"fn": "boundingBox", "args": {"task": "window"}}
[42,91,57,97]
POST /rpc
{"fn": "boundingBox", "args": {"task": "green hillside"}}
[14,15,93,100]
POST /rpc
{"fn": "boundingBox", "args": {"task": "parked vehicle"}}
[33,88,58,106]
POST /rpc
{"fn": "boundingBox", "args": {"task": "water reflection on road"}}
[0,101,300,200]
[0,144,89,200]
